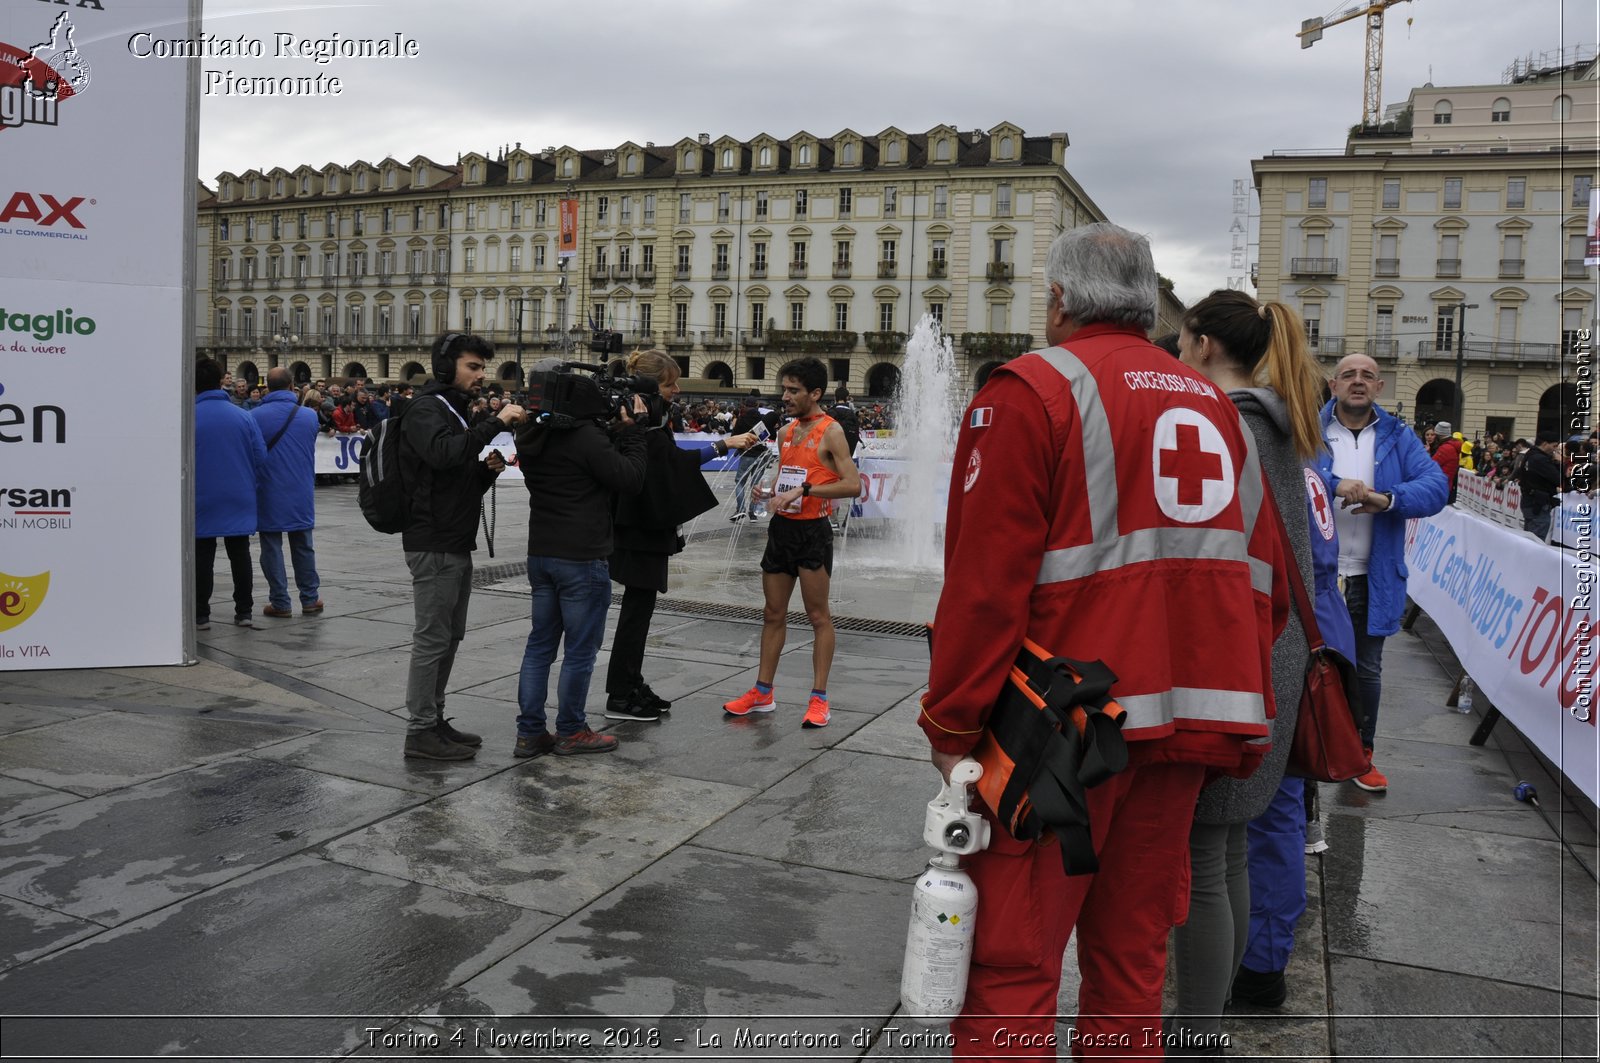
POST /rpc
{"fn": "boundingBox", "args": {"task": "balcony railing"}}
[1435,258,1461,278]
[1307,336,1346,358]
[675,266,692,280]
[1565,258,1590,278]
[1498,258,1524,278]
[1374,258,1399,277]
[409,272,424,285]
[611,265,633,281]
[985,262,1013,282]
[589,266,610,282]
[789,261,809,279]
[637,266,656,286]
[705,332,732,349]
[433,273,449,286]
[865,330,906,354]
[766,329,856,353]
[960,332,1034,358]
[927,261,947,278]
[711,265,730,280]
[833,261,852,279]
[1290,257,1339,277]
[878,260,898,278]
[215,279,230,291]
[1418,340,1561,364]
[749,264,768,279]
[665,332,693,350]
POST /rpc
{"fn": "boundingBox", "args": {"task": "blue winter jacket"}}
[195,389,266,538]
[1317,402,1449,636]
[1305,468,1357,661]
[251,391,318,532]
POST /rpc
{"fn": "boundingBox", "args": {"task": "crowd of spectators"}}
[1416,421,1596,494]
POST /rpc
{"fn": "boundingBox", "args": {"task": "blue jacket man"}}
[251,368,323,617]
[195,357,266,629]
[1316,354,1448,792]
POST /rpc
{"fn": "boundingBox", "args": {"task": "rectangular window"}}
[325,210,337,237]
[295,254,307,278]
[321,306,335,338]
[214,308,228,338]
[714,242,729,271]
[718,191,730,221]
[411,206,423,232]
[241,307,254,336]
[298,211,308,238]
[993,236,1011,263]
[512,200,523,226]
[643,193,655,224]
[534,243,546,269]
[929,302,945,325]
[676,245,691,274]
[382,207,393,233]
[879,302,894,331]
[535,198,548,225]
[640,244,653,270]
[756,191,768,218]
[1443,177,1463,210]
[839,187,852,217]
[460,299,472,331]
[618,246,631,270]
[753,241,768,270]
[438,204,448,229]
[988,302,1008,333]
[1435,312,1454,352]
[593,245,608,268]
[829,358,849,383]
[679,192,691,223]
[464,204,476,230]
[322,252,337,277]
[884,186,897,216]
[932,239,947,266]
[675,302,688,337]
[619,196,630,223]
[881,238,897,263]
[1302,303,1321,350]
[638,303,650,335]
[377,305,391,337]
[792,240,807,265]
[835,302,849,331]
[714,302,728,336]
[996,184,1012,216]
[216,256,229,281]
[409,304,422,338]
[791,301,805,331]
[1563,307,1585,354]
[1506,177,1526,210]
[747,356,766,380]
[750,302,765,336]
[1308,177,1327,209]
[1575,175,1593,206]
[510,246,523,271]
[463,247,476,272]
[596,196,609,223]
[933,184,948,218]
[835,239,851,265]
[271,212,282,240]
[795,189,808,217]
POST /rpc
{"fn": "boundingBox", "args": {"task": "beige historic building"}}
[1253,48,1597,440]
[195,122,1159,398]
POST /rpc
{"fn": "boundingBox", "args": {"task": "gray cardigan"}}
[1194,387,1313,826]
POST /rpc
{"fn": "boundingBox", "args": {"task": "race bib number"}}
[776,464,808,513]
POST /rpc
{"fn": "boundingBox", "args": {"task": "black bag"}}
[830,403,861,455]
[358,412,409,533]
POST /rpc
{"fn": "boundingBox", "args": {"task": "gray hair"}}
[1044,222,1158,331]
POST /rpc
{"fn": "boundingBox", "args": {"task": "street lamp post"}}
[1451,302,1479,431]
[512,297,525,373]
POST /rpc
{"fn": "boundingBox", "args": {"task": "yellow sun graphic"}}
[0,571,50,633]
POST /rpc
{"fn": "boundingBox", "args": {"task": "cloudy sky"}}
[180,0,1600,304]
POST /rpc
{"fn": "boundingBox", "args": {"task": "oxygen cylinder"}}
[901,759,988,1025]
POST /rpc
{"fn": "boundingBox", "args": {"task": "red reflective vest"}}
[921,324,1289,775]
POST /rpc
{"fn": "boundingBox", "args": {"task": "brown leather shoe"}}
[262,604,293,619]
[301,599,325,615]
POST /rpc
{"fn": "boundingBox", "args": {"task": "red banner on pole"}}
[558,198,579,259]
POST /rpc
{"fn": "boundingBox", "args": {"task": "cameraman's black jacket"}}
[517,418,647,560]
[399,382,503,553]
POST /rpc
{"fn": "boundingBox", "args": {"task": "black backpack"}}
[830,403,861,455]
[358,412,409,533]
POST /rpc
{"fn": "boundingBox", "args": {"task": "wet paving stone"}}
[0,894,102,970]
[248,724,522,797]
[1323,814,1598,996]
[0,711,314,796]
[426,846,907,1056]
[1328,954,1598,1061]
[320,760,753,917]
[767,652,929,718]
[0,703,78,735]
[0,856,553,1059]
[0,775,79,824]
[693,749,933,881]
[839,691,933,762]
[0,757,422,925]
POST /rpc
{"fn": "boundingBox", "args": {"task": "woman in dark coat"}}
[604,350,757,720]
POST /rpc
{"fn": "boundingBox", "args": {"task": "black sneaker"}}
[514,733,556,758]
[1230,965,1287,1008]
[403,730,476,761]
[605,696,662,721]
[435,716,482,747]
[633,683,672,712]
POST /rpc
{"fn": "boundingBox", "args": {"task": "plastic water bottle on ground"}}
[1456,677,1475,714]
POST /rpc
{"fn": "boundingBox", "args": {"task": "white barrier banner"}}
[1405,506,1599,804]
[1454,470,1523,529]
[1,1,197,669]
[312,430,738,478]
[851,456,953,520]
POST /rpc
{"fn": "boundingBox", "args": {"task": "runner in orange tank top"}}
[722,357,862,729]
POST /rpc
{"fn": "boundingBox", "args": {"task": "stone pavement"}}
[0,483,1595,1061]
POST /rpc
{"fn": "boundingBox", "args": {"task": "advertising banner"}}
[850,456,953,520]
[1587,188,1600,266]
[558,198,579,260]
[311,431,739,478]
[1,1,198,669]
[1405,506,1598,805]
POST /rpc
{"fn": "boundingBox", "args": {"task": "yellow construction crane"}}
[1299,0,1416,128]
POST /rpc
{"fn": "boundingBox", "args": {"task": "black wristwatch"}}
[801,482,812,497]
[713,439,728,457]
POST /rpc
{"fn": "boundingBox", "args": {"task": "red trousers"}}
[951,762,1205,1061]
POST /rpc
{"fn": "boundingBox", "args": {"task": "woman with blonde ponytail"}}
[1168,289,1342,1051]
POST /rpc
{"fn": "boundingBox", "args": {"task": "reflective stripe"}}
[1233,407,1266,547]
[1117,688,1268,732]
[1038,526,1250,585]
[1038,348,1120,549]
[1249,557,1275,596]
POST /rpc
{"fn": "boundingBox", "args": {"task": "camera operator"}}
[510,367,650,759]
[604,350,759,721]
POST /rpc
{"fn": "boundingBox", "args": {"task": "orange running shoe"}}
[723,686,776,716]
[1351,751,1388,793]
[802,695,831,729]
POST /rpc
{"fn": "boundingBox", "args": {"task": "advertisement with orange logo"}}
[0,1,196,668]
[558,197,579,259]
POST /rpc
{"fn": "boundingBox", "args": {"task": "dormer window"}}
[627,154,638,174]
[936,138,950,162]
[841,142,855,164]
[275,177,284,194]
[722,147,733,168]
[300,176,309,193]
[249,179,259,197]
[468,164,480,182]
[759,145,772,167]
[683,149,695,170]
[563,158,573,176]
[999,136,1014,160]
[414,165,428,185]
[356,172,367,191]
[798,144,811,165]
[384,170,395,188]
[886,140,900,163]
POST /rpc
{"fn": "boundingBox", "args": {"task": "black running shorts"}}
[759,515,833,577]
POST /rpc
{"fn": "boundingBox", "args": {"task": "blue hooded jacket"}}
[195,389,266,538]
[250,391,318,532]
[1317,401,1449,636]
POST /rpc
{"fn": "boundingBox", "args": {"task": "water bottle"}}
[1456,676,1475,714]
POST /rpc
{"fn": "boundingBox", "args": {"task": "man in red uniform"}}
[920,223,1287,1059]
[724,356,862,729]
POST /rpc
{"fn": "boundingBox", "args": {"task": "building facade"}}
[197,123,1121,399]
[1252,49,1597,440]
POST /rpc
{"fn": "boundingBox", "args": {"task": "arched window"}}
[759,145,771,166]
[1490,97,1511,123]
[683,149,694,169]
[1554,94,1572,121]
[1432,100,1453,124]
[562,158,573,176]
[626,154,638,174]
[722,147,733,168]
[936,138,950,162]
[798,144,811,165]
[515,161,526,179]
[886,140,900,163]
[999,136,1014,160]
[841,142,855,164]
[468,164,479,181]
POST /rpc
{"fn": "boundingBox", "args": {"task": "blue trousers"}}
[1242,776,1308,974]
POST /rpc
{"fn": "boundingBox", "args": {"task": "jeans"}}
[404,551,473,734]
[517,556,612,738]
[1342,574,1386,750]
[258,529,321,610]
[1522,496,1555,541]
[734,448,771,516]
[196,535,252,622]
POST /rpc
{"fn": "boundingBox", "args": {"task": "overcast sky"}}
[175,0,1600,305]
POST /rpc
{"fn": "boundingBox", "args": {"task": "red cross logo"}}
[1159,424,1225,506]
[1305,467,1335,541]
